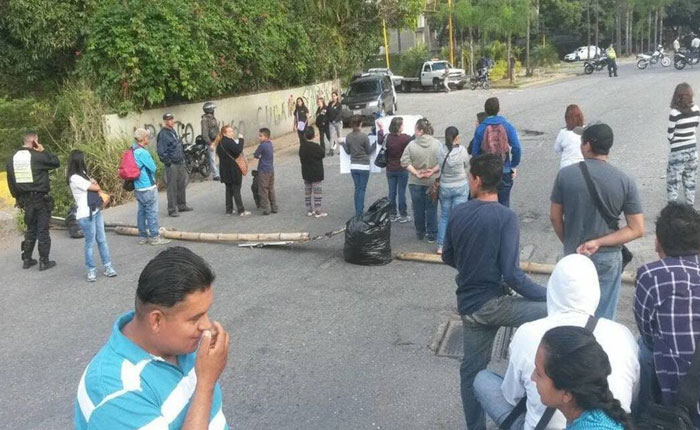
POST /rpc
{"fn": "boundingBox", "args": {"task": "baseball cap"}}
[134,128,150,141]
[574,122,614,154]
[163,113,174,120]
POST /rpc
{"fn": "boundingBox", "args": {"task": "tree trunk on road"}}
[587,4,591,57]
[616,3,622,55]
[595,1,600,50]
[654,8,658,48]
[508,35,514,84]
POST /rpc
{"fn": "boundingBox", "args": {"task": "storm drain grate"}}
[432,317,515,360]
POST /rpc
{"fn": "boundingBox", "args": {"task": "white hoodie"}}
[501,254,639,430]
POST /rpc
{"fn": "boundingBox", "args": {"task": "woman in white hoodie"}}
[473,254,639,430]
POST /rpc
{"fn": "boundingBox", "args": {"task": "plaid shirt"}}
[634,255,700,419]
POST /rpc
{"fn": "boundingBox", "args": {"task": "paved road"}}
[2,62,700,430]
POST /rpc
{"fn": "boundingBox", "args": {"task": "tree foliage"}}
[0,0,382,112]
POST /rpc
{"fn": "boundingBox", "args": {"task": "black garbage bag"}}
[343,197,392,266]
[66,206,84,239]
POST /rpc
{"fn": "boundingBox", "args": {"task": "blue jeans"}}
[632,338,659,418]
[208,145,220,178]
[135,188,159,238]
[386,170,409,216]
[351,169,370,216]
[77,211,112,271]
[409,184,437,239]
[461,296,547,430]
[438,184,469,247]
[590,249,623,320]
[474,370,525,430]
[498,171,514,207]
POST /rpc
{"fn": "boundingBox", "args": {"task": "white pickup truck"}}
[399,60,468,92]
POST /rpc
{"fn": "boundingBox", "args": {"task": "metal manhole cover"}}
[433,317,515,360]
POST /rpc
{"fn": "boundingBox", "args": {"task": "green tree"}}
[379,0,424,53]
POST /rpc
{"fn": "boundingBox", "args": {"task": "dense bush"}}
[397,44,430,78]
[531,44,559,68]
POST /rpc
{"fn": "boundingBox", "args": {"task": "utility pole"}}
[382,18,391,69]
[448,0,455,65]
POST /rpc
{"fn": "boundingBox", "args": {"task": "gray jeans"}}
[461,295,547,430]
[208,145,220,178]
[164,163,188,214]
[328,121,342,151]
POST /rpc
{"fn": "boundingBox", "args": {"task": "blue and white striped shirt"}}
[75,311,228,430]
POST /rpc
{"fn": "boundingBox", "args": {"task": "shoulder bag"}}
[374,136,388,168]
[578,161,633,269]
[500,316,599,430]
[635,340,700,430]
[427,147,452,203]
[221,141,248,176]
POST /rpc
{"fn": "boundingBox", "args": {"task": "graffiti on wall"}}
[121,80,339,145]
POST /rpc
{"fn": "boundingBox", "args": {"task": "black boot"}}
[39,257,56,271]
[21,240,38,269]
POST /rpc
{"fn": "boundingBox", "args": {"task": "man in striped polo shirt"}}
[75,247,230,430]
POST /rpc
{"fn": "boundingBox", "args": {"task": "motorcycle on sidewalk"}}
[181,133,211,178]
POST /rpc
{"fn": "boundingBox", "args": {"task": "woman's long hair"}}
[213,125,233,149]
[296,97,306,110]
[541,326,633,430]
[445,126,459,151]
[66,149,90,185]
[389,117,403,135]
[671,82,695,113]
[564,104,584,131]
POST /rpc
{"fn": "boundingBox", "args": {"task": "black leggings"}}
[224,183,245,214]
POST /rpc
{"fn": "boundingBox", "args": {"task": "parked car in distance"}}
[400,60,468,92]
[367,68,404,89]
[564,46,601,62]
[341,75,397,126]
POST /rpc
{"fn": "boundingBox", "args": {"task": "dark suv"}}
[341,76,397,125]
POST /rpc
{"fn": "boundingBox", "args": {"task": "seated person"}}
[75,247,231,430]
[474,254,639,429]
[634,202,700,421]
[532,326,634,430]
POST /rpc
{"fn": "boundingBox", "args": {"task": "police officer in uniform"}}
[6,131,60,270]
[201,101,220,180]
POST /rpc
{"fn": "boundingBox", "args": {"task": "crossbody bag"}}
[427,147,453,202]
[578,161,633,269]
[221,140,248,176]
[500,316,599,430]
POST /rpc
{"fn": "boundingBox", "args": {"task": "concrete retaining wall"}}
[103,80,340,146]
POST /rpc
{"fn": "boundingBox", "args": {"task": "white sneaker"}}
[398,215,412,223]
[138,237,149,245]
[306,211,315,217]
[314,212,328,218]
[239,211,251,217]
[149,236,171,246]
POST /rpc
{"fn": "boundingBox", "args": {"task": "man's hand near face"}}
[184,321,230,430]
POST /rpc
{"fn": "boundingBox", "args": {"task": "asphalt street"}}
[2,62,700,430]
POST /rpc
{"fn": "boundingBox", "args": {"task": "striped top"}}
[75,311,228,430]
[667,105,700,152]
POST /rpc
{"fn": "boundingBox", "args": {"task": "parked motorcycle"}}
[637,45,671,69]
[470,67,492,90]
[181,133,211,178]
[583,54,608,74]
[674,49,700,70]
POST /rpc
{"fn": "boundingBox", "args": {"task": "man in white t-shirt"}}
[473,254,639,429]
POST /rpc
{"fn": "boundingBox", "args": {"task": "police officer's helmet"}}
[203,102,216,114]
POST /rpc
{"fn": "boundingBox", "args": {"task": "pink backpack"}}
[118,148,141,180]
[481,124,510,159]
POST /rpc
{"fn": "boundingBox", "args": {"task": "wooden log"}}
[114,226,310,243]
[394,252,636,284]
